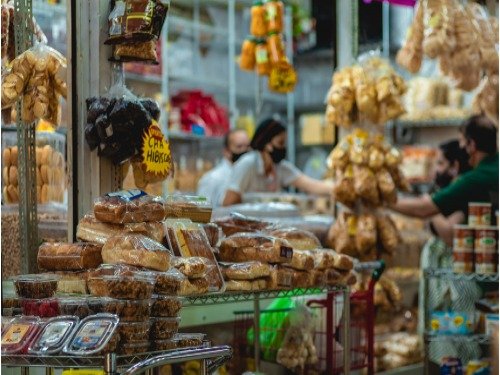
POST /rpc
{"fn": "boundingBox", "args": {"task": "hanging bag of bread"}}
[326,68,355,128]
[377,214,401,256]
[250,0,267,37]
[355,213,377,255]
[396,0,424,73]
[255,39,271,76]
[422,0,449,59]
[264,0,284,33]
[333,166,357,208]
[239,38,257,71]
[351,66,378,124]
[326,212,357,257]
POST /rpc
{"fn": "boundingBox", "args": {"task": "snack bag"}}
[333,166,357,208]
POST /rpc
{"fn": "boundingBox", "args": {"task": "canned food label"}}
[453,262,473,273]
[475,263,497,274]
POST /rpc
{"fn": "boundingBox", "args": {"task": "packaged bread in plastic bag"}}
[353,165,380,206]
[333,166,357,208]
[377,215,400,255]
[326,212,357,257]
[377,168,397,205]
[219,261,271,281]
[396,0,424,73]
[268,228,321,251]
[355,214,377,254]
[170,256,211,279]
[219,233,293,264]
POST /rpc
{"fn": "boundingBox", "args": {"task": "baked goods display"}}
[325,55,406,128]
[375,333,423,372]
[37,242,103,271]
[219,233,293,264]
[170,256,210,279]
[214,213,272,236]
[164,195,212,223]
[268,228,321,250]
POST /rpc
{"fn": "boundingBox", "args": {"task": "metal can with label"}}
[468,202,492,227]
[453,225,474,252]
[474,226,498,253]
[453,252,474,273]
[475,252,498,274]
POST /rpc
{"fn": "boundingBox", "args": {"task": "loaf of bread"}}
[220,261,271,280]
[225,279,253,291]
[76,214,165,244]
[93,191,166,223]
[102,234,172,271]
[312,249,337,270]
[178,277,210,296]
[170,256,209,279]
[219,233,293,263]
[214,213,272,236]
[202,223,220,247]
[324,269,343,285]
[269,228,321,250]
[267,266,294,290]
[341,271,357,286]
[47,271,88,294]
[310,270,326,287]
[285,249,315,271]
[37,242,103,271]
[164,200,212,223]
[291,270,311,288]
[333,252,354,271]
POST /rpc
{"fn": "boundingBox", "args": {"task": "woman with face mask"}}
[222,118,333,206]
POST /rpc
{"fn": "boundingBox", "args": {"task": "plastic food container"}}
[28,316,79,355]
[20,298,59,318]
[58,297,91,319]
[119,340,150,355]
[452,225,474,252]
[1,316,41,354]
[164,195,213,223]
[154,269,185,295]
[151,296,182,317]
[173,333,205,348]
[118,321,151,342]
[11,274,60,298]
[87,274,155,299]
[63,313,120,356]
[152,338,177,351]
[87,298,151,322]
[150,317,181,339]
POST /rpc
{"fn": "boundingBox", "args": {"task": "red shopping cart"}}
[231,261,384,375]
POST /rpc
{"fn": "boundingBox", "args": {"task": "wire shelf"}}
[392,118,465,128]
[424,268,499,282]
[425,333,492,344]
[183,286,346,306]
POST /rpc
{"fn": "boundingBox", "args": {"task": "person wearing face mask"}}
[197,129,250,206]
[390,115,498,224]
[222,118,334,206]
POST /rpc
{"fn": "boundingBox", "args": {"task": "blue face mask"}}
[269,147,287,164]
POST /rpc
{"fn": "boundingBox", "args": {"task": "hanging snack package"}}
[376,168,397,205]
[239,38,257,71]
[1,316,41,354]
[250,1,267,37]
[105,0,169,45]
[355,214,377,254]
[29,316,79,355]
[377,214,400,255]
[333,166,357,208]
[63,314,120,356]
[113,40,158,64]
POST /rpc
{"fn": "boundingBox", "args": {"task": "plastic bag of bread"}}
[324,269,343,286]
[340,271,357,286]
[267,266,294,290]
[163,218,192,256]
[214,213,272,236]
[310,270,326,287]
[101,234,172,271]
[376,168,397,205]
[170,256,211,279]
[353,165,380,206]
[219,261,271,280]
[202,223,220,248]
[396,0,424,73]
[154,268,185,295]
[164,195,212,223]
[291,270,311,289]
[37,242,103,271]
[377,215,400,255]
[332,251,354,272]
[326,138,351,170]
[390,167,411,193]
[285,250,315,271]
[333,166,357,208]
[349,130,369,165]
[178,277,210,296]
[355,214,377,254]
[379,276,403,308]
[312,249,336,270]
[219,233,293,264]
[268,228,320,250]
[326,212,357,257]
[76,214,165,245]
[422,0,449,59]
[225,279,253,292]
[93,190,165,224]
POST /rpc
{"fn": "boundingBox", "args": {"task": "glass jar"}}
[267,32,285,64]
[264,0,284,33]
[255,40,271,76]
[239,38,256,71]
[250,1,267,38]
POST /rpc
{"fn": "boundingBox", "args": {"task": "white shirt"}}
[197,158,232,206]
[227,151,302,194]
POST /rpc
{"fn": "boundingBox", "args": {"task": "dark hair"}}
[439,139,471,174]
[460,115,498,155]
[224,129,246,149]
[250,118,286,151]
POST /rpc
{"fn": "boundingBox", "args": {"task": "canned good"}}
[453,225,474,252]
[474,226,498,253]
[475,252,498,274]
[453,251,474,273]
[440,357,463,375]
[468,202,491,227]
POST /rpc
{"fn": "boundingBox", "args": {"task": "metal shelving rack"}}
[422,268,499,375]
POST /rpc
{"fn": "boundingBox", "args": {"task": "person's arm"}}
[291,174,334,196]
[430,211,465,247]
[222,189,242,206]
[390,194,440,219]
[221,154,254,206]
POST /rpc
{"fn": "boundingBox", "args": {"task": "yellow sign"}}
[141,121,172,177]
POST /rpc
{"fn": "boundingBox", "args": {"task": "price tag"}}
[141,121,172,177]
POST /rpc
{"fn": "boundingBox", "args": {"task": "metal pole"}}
[285,5,295,166]
[228,0,237,128]
[382,1,390,59]
[423,270,430,375]
[343,287,351,375]
[45,368,53,375]
[326,292,334,374]
[160,9,170,196]
[21,366,29,375]
[253,294,261,373]
[104,353,117,375]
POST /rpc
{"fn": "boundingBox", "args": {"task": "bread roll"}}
[170,256,209,279]
[10,146,18,167]
[36,166,42,186]
[3,148,11,167]
[267,266,294,290]
[8,166,18,186]
[41,184,48,203]
[219,233,293,263]
[102,234,172,271]
[7,184,18,202]
[35,147,42,166]
[40,144,53,165]
[40,164,49,184]
[2,167,8,184]
[3,187,11,203]
[94,193,166,224]
[225,279,253,291]
[285,249,315,271]
[312,249,336,270]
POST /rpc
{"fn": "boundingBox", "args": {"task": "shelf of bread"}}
[424,268,499,283]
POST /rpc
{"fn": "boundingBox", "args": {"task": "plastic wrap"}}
[154,268,185,295]
[101,234,172,271]
[77,214,165,245]
[396,0,424,73]
[353,165,380,207]
[202,223,220,247]
[58,297,91,319]
[355,214,377,254]
[376,168,397,205]
[225,279,254,291]
[29,316,79,355]
[113,41,158,64]
[268,228,321,251]
[11,274,59,299]
[290,270,311,289]
[164,195,212,223]
[333,167,357,208]
[178,277,210,296]
[1,316,42,354]
[20,298,59,318]
[87,264,156,299]
[377,215,400,255]
[93,190,165,224]
[219,261,271,281]
[267,266,293,290]
[312,249,336,270]
[174,333,205,348]
[63,314,120,355]
[88,297,151,322]
[118,321,150,342]
[285,250,315,271]
[219,233,293,263]
[151,296,182,317]
[214,212,272,236]
[170,256,210,279]
[119,341,150,355]
[37,242,103,271]
[326,212,357,257]
[150,317,180,340]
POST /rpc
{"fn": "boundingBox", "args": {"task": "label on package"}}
[2,324,30,345]
[107,189,147,201]
[72,321,112,350]
[141,122,172,177]
[37,321,72,347]
[280,246,293,259]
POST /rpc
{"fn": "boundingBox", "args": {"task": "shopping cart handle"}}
[371,260,385,281]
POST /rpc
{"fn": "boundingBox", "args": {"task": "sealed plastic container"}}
[28,316,79,355]
[154,268,185,295]
[119,340,150,355]
[151,296,182,317]
[21,298,59,318]
[11,274,60,298]
[173,333,205,348]
[58,297,91,319]
[1,316,41,354]
[118,321,150,342]
[87,269,155,299]
[152,338,177,351]
[164,195,212,223]
[63,314,120,356]
[87,297,151,322]
[150,317,181,339]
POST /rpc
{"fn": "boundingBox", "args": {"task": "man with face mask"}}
[390,115,498,224]
[197,129,250,206]
[222,118,333,206]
